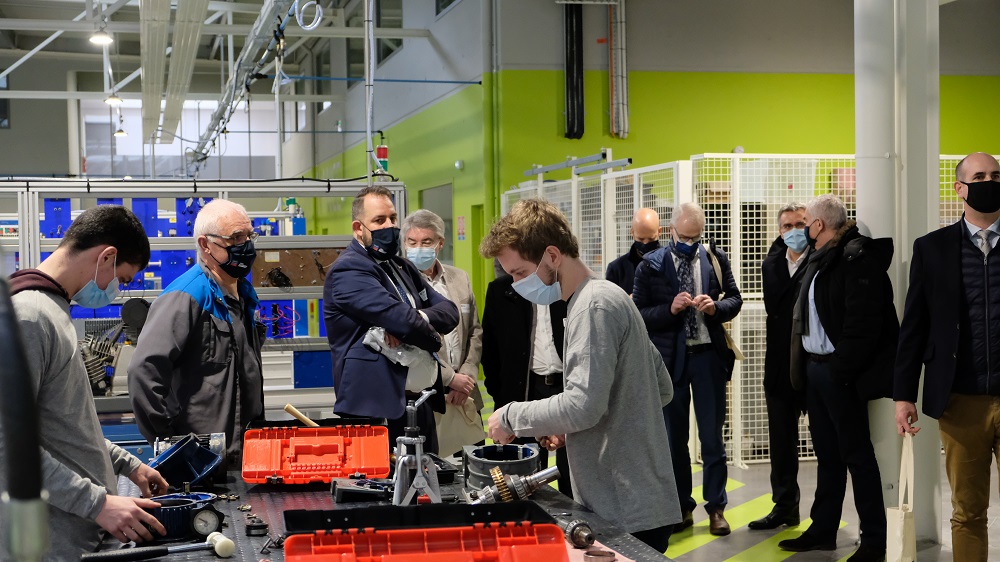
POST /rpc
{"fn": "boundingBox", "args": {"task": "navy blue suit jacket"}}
[324,239,459,419]
[894,220,966,419]
[632,242,743,383]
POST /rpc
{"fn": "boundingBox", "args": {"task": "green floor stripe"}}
[691,477,744,504]
[691,464,702,474]
[721,517,849,562]
[666,494,773,559]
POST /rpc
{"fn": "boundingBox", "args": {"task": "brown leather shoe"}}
[708,510,731,536]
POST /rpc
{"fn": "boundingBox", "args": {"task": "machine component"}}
[148,434,223,489]
[80,324,124,395]
[331,477,394,503]
[152,433,226,464]
[392,390,441,505]
[583,549,617,562]
[145,496,225,542]
[245,516,269,537]
[80,532,235,561]
[263,267,293,289]
[463,443,541,491]
[550,513,596,548]
[469,466,561,505]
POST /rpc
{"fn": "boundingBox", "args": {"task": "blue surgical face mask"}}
[72,255,120,309]
[406,247,438,271]
[782,228,808,253]
[511,260,562,305]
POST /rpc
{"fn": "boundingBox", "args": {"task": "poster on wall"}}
[457,216,465,241]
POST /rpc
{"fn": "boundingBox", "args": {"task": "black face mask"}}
[632,240,660,256]
[961,180,1000,214]
[804,220,819,249]
[363,224,401,260]
[212,239,257,278]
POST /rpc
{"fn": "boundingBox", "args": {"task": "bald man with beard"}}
[606,208,661,294]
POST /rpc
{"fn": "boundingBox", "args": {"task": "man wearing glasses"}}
[633,201,744,537]
[129,199,265,461]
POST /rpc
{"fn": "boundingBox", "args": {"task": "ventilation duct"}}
[564,4,583,140]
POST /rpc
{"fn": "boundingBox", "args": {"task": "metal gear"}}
[489,467,514,502]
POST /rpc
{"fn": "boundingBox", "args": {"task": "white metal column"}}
[855,0,942,544]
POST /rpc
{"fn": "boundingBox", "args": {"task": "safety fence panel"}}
[690,153,855,466]
[499,162,681,277]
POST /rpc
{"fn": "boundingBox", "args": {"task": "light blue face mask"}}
[511,261,562,305]
[406,247,438,271]
[782,228,808,253]
[72,255,120,309]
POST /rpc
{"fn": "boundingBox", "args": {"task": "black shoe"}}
[748,509,800,530]
[778,533,837,552]
[847,544,886,562]
[672,510,694,533]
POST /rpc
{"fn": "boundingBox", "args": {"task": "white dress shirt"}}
[963,216,1000,250]
[425,262,463,369]
[786,248,806,277]
[531,304,563,375]
[671,251,711,346]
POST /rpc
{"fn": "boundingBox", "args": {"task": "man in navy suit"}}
[633,201,743,537]
[896,152,1000,560]
[324,185,459,451]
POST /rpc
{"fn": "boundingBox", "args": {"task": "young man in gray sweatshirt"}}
[1,205,168,560]
[481,198,681,553]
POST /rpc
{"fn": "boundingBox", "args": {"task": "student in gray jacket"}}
[482,198,681,553]
[1,205,168,560]
[129,200,264,461]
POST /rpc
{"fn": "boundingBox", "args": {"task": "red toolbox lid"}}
[242,425,390,484]
[284,522,569,562]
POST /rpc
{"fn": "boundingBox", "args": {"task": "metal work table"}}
[96,470,670,561]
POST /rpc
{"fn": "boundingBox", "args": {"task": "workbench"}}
[93,470,671,561]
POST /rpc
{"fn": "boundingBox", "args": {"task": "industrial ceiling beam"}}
[33,0,264,14]
[140,0,171,140]
[159,0,210,142]
[0,90,343,103]
[0,19,430,39]
[0,48,299,70]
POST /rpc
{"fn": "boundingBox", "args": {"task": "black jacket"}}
[480,275,565,410]
[761,236,810,397]
[895,219,989,418]
[791,224,899,400]
[606,243,654,294]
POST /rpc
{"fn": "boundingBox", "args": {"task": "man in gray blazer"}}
[401,210,485,456]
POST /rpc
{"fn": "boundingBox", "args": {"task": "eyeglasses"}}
[675,234,702,245]
[207,230,259,245]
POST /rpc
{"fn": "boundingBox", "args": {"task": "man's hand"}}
[895,401,921,435]
[671,292,693,315]
[96,496,167,544]
[128,464,168,498]
[692,294,716,316]
[449,373,476,395]
[446,389,470,405]
[538,434,566,451]
[384,333,402,348]
[487,409,515,445]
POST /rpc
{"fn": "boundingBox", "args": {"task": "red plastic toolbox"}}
[242,425,391,484]
[284,522,569,562]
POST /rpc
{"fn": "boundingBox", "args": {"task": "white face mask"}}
[511,260,562,305]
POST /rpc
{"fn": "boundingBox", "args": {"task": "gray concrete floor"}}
[667,457,999,561]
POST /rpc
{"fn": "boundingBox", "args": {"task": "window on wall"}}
[345,0,403,85]
[0,73,9,129]
[436,0,460,15]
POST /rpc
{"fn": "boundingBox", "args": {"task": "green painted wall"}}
[310,69,1000,305]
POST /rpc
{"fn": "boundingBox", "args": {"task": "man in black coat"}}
[779,195,897,562]
[750,202,809,531]
[895,152,1000,560]
[632,201,743,537]
[480,274,572,497]
[606,208,661,294]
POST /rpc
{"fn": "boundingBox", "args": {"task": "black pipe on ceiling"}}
[564,4,584,140]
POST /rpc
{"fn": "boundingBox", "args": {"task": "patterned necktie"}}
[380,262,412,305]
[977,229,992,257]
[673,250,699,338]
